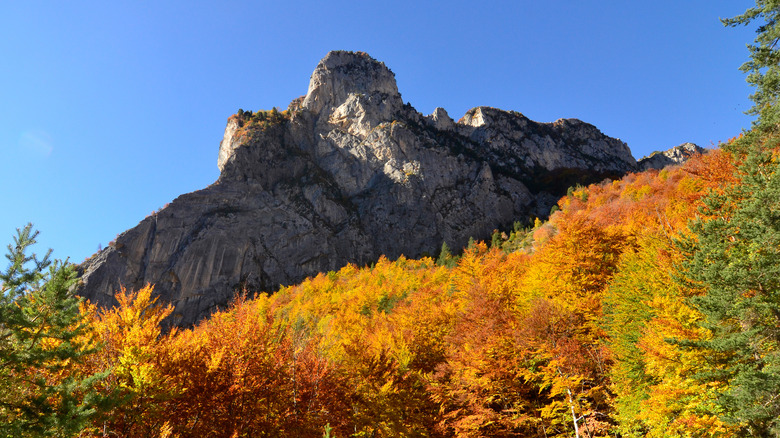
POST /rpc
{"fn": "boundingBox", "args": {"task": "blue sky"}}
[0,1,757,263]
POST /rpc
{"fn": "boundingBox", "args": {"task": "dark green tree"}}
[0,224,108,437]
[678,144,780,436]
[674,5,780,434]
[723,1,780,133]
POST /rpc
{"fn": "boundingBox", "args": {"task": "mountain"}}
[78,50,638,326]
[637,142,706,170]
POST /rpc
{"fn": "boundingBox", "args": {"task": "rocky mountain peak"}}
[302,51,403,118]
[79,51,648,327]
[425,107,455,131]
[457,107,483,127]
[455,106,636,175]
[638,142,706,170]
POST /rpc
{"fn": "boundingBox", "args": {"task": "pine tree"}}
[490,230,502,249]
[436,241,456,268]
[678,144,780,436]
[0,224,109,437]
[723,1,780,134]
[673,4,780,434]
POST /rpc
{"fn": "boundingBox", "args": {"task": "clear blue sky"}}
[0,1,757,263]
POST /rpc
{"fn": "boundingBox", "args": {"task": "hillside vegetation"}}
[4,2,780,437]
[8,140,778,437]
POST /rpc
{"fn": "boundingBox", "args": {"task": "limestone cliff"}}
[78,51,638,326]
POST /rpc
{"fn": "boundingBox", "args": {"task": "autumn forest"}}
[4,3,780,438]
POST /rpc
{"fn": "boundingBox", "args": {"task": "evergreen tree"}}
[436,241,456,268]
[490,230,502,249]
[0,224,108,437]
[723,1,780,134]
[678,143,780,436]
[675,5,780,434]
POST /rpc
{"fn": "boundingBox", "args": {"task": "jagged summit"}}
[638,142,706,170]
[302,51,403,117]
[79,51,644,327]
[458,106,636,174]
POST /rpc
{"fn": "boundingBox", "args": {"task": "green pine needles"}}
[679,143,780,436]
[667,3,780,435]
[0,224,109,437]
[724,1,780,134]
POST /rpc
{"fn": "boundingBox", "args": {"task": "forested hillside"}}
[4,140,774,437]
[3,2,780,437]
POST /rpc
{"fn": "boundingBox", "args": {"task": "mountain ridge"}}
[78,51,673,326]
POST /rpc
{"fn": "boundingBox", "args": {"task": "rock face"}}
[638,142,705,170]
[78,51,638,326]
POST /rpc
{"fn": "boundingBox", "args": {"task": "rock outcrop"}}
[638,142,706,170]
[78,51,638,326]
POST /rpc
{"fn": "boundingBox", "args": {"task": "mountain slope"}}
[78,51,637,326]
[78,146,732,437]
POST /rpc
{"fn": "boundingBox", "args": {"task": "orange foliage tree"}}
[70,145,750,437]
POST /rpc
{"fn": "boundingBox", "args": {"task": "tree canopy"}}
[724,1,780,133]
[0,224,109,437]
